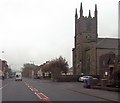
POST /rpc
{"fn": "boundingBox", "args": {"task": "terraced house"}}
[0,59,8,79]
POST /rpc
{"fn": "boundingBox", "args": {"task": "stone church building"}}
[72,3,119,79]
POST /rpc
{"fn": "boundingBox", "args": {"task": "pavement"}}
[66,82,120,102]
[92,85,120,92]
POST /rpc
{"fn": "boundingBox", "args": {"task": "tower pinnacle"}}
[75,8,78,19]
[80,2,83,17]
[88,10,91,18]
[94,4,97,17]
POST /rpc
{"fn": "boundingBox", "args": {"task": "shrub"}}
[114,80,120,88]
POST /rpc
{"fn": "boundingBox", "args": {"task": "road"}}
[1,78,116,102]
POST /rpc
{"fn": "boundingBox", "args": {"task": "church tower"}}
[73,3,98,75]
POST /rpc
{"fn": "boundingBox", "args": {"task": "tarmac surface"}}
[1,78,120,102]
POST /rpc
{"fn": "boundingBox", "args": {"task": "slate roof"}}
[96,38,119,49]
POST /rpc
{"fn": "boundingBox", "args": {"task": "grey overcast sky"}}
[0,0,119,70]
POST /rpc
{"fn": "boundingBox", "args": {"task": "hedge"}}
[52,75,80,82]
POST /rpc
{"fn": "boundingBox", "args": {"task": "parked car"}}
[78,76,98,82]
[34,74,40,79]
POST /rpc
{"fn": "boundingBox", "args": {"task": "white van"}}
[15,72,22,81]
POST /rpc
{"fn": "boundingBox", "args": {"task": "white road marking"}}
[34,92,42,99]
[29,87,33,91]
[40,93,48,99]
[0,84,8,90]
[33,88,38,92]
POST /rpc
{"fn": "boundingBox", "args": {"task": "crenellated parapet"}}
[75,2,97,20]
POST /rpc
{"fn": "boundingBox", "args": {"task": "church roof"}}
[96,38,119,49]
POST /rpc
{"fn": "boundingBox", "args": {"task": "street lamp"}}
[2,51,4,53]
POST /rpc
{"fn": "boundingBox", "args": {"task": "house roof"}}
[96,38,119,49]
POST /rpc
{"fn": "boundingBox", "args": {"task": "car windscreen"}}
[16,75,19,77]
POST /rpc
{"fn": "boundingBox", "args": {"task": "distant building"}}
[37,69,43,77]
[66,67,73,75]
[8,68,13,78]
[72,2,120,80]
[1,60,8,79]
[0,59,2,77]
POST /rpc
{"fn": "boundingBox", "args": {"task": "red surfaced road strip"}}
[37,93,48,99]
[24,81,54,103]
